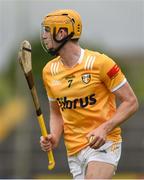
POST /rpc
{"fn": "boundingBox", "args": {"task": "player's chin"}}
[44,43,49,49]
[45,43,53,50]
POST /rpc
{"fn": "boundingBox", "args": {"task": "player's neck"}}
[59,41,81,68]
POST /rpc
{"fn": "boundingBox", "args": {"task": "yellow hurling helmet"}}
[42,9,82,40]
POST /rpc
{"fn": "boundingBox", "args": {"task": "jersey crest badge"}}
[82,73,91,84]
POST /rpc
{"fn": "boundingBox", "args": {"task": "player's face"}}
[42,27,54,50]
[42,27,63,51]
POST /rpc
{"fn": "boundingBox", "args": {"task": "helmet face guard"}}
[41,9,82,56]
[40,26,52,54]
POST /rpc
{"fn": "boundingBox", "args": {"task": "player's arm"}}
[101,81,139,134]
[49,100,64,147]
[40,101,64,151]
[87,55,139,148]
[88,82,138,148]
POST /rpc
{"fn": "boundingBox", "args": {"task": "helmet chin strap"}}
[48,28,74,56]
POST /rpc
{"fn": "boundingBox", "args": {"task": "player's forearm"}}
[50,117,64,147]
[102,97,139,134]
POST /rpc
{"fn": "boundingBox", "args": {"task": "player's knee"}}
[85,171,95,179]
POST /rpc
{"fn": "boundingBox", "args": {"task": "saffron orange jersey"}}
[42,49,127,156]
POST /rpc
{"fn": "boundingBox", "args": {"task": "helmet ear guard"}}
[48,29,74,56]
[53,27,74,43]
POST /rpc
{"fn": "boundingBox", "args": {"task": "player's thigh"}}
[85,161,115,179]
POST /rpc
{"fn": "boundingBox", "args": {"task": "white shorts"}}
[68,141,121,179]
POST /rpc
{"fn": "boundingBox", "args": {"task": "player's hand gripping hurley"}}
[18,40,55,170]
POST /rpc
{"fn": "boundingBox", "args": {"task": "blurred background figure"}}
[0,0,144,179]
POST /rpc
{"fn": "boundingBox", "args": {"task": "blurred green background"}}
[0,0,144,179]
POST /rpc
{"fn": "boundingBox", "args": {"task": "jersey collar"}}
[77,48,84,64]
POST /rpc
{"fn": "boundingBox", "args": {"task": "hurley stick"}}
[18,40,55,170]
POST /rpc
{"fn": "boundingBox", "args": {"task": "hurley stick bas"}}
[18,40,55,170]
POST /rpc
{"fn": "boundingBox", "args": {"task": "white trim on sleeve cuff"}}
[111,78,127,92]
[48,97,56,101]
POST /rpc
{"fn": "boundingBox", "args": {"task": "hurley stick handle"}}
[18,40,55,170]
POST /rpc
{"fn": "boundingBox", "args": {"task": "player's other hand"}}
[40,134,56,152]
[86,126,106,149]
